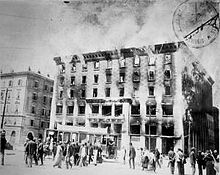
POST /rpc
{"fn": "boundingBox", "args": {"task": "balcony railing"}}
[88,114,125,120]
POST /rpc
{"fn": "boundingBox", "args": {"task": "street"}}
[0,150,203,175]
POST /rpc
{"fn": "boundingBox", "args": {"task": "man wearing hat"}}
[37,139,44,165]
[189,147,196,175]
[0,130,7,165]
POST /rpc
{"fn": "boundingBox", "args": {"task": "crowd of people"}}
[23,135,103,169]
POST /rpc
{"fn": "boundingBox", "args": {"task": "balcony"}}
[88,114,125,121]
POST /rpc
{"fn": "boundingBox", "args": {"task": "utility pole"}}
[1,88,8,129]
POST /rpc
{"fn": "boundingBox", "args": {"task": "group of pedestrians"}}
[52,140,103,169]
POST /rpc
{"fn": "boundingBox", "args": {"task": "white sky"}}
[0,0,219,107]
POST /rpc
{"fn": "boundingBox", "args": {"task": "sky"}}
[0,0,219,107]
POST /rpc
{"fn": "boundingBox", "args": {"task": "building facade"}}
[49,42,216,154]
[0,71,54,146]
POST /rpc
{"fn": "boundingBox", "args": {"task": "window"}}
[130,125,140,134]
[7,90,11,100]
[94,61,100,70]
[164,54,172,64]
[56,105,63,114]
[134,55,140,66]
[44,85,48,91]
[164,70,171,79]
[15,105,19,113]
[71,63,76,72]
[93,88,98,97]
[8,80,13,87]
[67,106,74,114]
[59,76,64,85]
[30,120,34,126]
[120,73,125,82]
[43,96,47,104]
[31,106,36,114]
[119,57,126,67]
[50,87,53,93]
[94,75,99,84]
[18,79,22,86]
[146,105,156,115]
[71,76,75,85]
[162,105,173,116]
[148,71,155,81]
[82,62,87,71]
[70,89,74,98]
[107,60,112,69]
[91,123,98,128]
[102,105,111,116]
[34,81,39,88]
[81,89,86,98]
[131,105,140,115]
[92,105,99,114]
[148,56,156,65]
[162,125,174,136]
[50,98,52,105]
[133,70,140,82]
[59,90,63,99]
[115,105,123,117]
[165,86,171,95]
[61,64,65,73]
[41,108,46,116]
[105,88,111,97]
[106,74,112,83]
[149,86,154,96]
[16,90,20,100]
[1,90,5,100]
[41,122,44,128]
[82,76,86,84]
[145,125,157,135]
[32,93,38,100]
[119,87,124,97]
[78,106,85,114]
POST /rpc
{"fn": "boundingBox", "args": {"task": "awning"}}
[57,123,108,135]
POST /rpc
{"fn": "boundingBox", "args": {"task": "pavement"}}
[0,150,206,175]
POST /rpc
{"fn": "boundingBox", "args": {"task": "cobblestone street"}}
[0,150,204,175]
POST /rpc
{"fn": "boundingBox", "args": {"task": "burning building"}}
[47,41,216,154]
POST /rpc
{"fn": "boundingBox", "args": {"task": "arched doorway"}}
[10,131,16,145]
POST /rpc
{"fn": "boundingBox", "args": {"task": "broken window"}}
[78,105,85,114]
[93,88,98,97]
[164,54,172,64]
[81,89,86,98]
[133,70,140,82]
[56,105,63,114]
[162,105,173,116]
[120,73,125,82]
[148,71,155,81]
[165,86,171,95]
[115,105,123,117]
[145,125,157,135]
[67,105,74,114]
[102,105,111,116]
[119,57,126,67]
[107,60,112,68]
[94,74,99,84]
[91,105,99,114]
[134,55,140,66]
[71,76,75,85]
[131,104,140,115]
[71,63,76,72]
[146,105,156,115]
[94,61,100,70]
[149,86,154,96]
[105,88,111,97]
[82,76,86,84]
[119,87,124,97]
[164,70,171,79]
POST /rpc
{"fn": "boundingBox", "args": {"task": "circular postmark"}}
[172,0,219,48]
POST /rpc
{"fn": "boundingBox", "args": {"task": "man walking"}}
[129,142,136,169]
[37,139,44,166]
[154,148,161,168]
[168,147,176,174]
[189,147,196,175]
[25,135,37,168]
[0,130,7,165]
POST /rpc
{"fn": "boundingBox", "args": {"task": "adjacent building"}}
[0,71,54,146]
[48,42,217,154]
